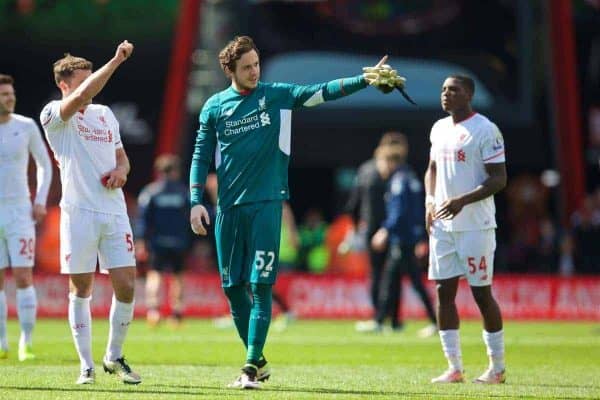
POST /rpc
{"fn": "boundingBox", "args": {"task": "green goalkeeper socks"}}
[223,285,252,348]
[247,283,272,365]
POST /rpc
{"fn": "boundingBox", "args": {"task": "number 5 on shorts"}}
[125,233,134,252]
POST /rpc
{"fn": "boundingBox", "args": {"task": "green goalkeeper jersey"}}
[190,75,367,211]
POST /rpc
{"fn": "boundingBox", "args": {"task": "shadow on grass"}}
[154,383,591,399]
[0,385,217,397]
[2,383,595,399]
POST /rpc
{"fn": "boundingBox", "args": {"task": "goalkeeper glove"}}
[363,64,406,91]
[363,64,416,104]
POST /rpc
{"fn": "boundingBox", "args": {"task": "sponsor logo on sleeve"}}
[492,136,504,151]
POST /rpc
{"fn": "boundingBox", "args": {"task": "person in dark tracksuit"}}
[371,136,438,336]
[343,132,407,332]
[136,154,192,327]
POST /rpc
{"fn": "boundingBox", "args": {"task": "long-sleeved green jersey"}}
[190,75,367,211]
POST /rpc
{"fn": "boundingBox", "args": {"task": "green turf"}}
[0,319,598,399]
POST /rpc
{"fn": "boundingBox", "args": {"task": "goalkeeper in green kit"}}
[189,35,406,389]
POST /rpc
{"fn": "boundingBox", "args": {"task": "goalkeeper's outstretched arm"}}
[286,55,412,108]
[285,56,395,108]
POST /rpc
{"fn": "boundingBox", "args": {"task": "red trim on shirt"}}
[41,114,52,127]
[482,150,505,162]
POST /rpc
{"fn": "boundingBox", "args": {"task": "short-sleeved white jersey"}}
[0,113,52,207]
[429,112,505,232]
[40,101,127,215]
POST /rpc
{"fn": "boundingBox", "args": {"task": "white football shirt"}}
[40,101,127,215]
[429,112,505,231]
[0,113,52,207]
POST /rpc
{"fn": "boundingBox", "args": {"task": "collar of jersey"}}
[453,111,477,125]
[229,83,259,96]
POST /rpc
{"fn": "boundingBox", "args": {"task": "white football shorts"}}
[60,205,136,274]
[0,203,36,268]
[428,223,496,287]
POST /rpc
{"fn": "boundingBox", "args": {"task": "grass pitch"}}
[0,318,598,399]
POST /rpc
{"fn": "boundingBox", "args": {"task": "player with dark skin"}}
[425,77,506,334]
[425,76,507,383]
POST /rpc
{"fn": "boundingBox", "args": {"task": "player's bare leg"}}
[145,270,162,326]
[13,267,36,361]
[431,277,464,383]
[69,273,95,383]
[0,270,8,358]
[471,285,505,383]
[103,266,140,384]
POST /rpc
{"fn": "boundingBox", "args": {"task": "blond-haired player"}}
[40,41,140,385]
[426,75,507,384]
[0,73,52,361]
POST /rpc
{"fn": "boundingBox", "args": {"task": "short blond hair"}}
[53,54,93,85]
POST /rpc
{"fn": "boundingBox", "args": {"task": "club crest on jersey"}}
[258,96,266,111]
[457,149,466,162]
[260,111,271,126]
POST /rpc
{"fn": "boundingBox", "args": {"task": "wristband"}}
[425,195,435,205]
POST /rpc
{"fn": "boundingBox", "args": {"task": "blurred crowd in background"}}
[142,162,600,278]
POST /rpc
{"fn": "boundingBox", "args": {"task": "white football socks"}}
[16,286,37,347]
[439,329,463,372]
[105,296,134,361]
[68,294,94,371]
[483,329,505,372]
[0,290,7,351]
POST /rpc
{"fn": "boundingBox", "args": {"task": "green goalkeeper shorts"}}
[215,200,282,287]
